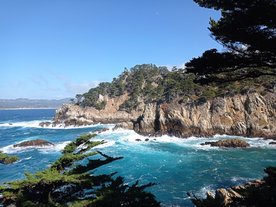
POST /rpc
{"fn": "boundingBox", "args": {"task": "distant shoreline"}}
[0,107,57,110]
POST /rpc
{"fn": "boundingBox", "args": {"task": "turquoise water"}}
[0,109,276,206]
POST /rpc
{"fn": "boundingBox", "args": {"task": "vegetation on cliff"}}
[74,63,275,111]
[0,132,160,206]
[72,0,275,112]
[0,151,19,164]
[76,64,169,110]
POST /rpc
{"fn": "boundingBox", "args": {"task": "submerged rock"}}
[14,139,54,148]
[269,141,276,145]
[201,138,250,148]
[39,121,51,127]
[94,128,109,134]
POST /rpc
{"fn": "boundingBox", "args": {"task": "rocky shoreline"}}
[190,167,276,207]
[46,92,276,139]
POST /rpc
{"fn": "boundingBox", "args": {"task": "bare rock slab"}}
[201,138,250,148]
[14,139,54,148]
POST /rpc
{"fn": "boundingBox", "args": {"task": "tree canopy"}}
[186,0,276,83]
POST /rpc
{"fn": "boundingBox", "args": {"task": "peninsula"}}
[48,64,276,139]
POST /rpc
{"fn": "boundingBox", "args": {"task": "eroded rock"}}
[201,139,250,148]
[14,139,54,148]
[39,121,51,127]
[51,92,276,138]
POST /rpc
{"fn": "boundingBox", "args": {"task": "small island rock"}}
[39,121,52,127]
[201,138,250,148]
[0,151,19,164]
[14,139,54,148]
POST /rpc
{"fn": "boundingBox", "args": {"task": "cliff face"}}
[138,92,276,138]
[53,94,142,126]
[53,92,276,138]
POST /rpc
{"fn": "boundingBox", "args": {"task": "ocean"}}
[0,109,276,206]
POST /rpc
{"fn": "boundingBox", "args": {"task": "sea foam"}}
[0,120,114,130]
[107,128,276,150]
[0,141,71,154]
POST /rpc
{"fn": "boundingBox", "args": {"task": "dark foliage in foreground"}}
[0,132,160,207]
[186,0,276,83]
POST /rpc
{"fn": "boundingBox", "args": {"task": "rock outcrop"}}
[191,167,276,207]
[136,92,276,138]
[0,151,19,164]
[14,139,54,148]
[51,94,141,128]
[50,92,276,138]
[201,139,250,148]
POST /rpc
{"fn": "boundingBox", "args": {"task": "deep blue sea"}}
[0,109,276,206]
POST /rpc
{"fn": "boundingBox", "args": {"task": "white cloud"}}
[28,73,100,98]
[51,72,101,95]
[64,81,100,95]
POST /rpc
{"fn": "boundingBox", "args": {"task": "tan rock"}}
[50,92,276,138]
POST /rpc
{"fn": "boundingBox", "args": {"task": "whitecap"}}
[38,141,71,153]
[93,140,116,149]
[1,144,52,154]
[230,176,251,184]
[90,127,276,150]
[109,128,219,150]
[0,120,51,128]
[196,185,215,198]
[243,137,276,148]
[14,156,33,163]
[0,120,115,130]
[0,141,71,154]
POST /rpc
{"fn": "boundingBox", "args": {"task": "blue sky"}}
[0,0,221,99]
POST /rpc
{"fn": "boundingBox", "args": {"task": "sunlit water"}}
[0,109,276,206]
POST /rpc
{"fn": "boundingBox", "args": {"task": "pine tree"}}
[186,0,276,83]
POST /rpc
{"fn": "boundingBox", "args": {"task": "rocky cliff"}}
[191,167,276,207]
[137,92,276,138]
[52,91,276,138]
[51,94,142,127]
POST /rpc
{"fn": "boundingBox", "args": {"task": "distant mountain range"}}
[0,98,71,109]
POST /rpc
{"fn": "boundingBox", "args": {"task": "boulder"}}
[201,138,250,148]
[200,141,214,146]
[39,121,51,127]
[0,151,19,164]
[94,128,109,134]
[14,139,54,148]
